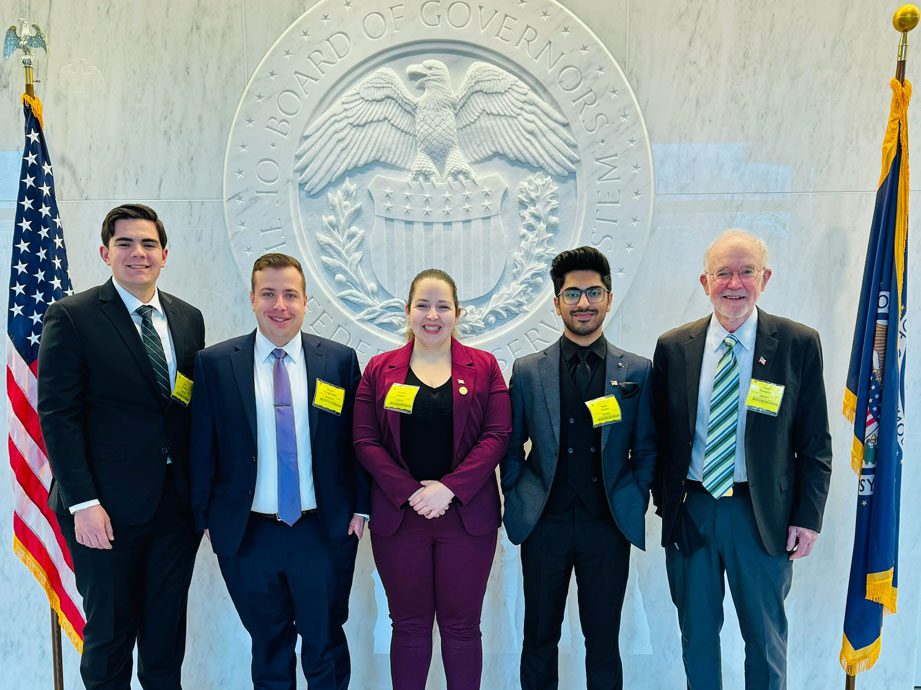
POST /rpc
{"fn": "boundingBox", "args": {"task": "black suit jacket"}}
[652,309,833,556]
[189,331,370,558]
[500,337,657,548]
[37,278,205,524]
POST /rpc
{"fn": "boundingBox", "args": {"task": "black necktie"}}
[574,349,592,397]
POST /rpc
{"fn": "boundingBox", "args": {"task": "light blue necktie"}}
[702,335,740,498]
[272,348,301,525]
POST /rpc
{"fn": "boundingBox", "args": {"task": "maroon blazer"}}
[353,339,511,537]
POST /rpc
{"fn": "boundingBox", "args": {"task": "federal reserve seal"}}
[224,0,653,368]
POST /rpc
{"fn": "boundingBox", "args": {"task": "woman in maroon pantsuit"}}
[353,268,511,690]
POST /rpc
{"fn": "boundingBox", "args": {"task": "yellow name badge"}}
[384,383,420,414]
[313,379,346,415]
[585,395,622,427]
[745,379,785,416]
[171,372,193,406]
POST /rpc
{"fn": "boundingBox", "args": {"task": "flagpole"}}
[845,9,917,690]
[894,4,920,84]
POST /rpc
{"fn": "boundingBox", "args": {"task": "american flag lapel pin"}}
[758,356,767,366]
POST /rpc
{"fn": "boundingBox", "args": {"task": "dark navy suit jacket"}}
[190,330,369,557]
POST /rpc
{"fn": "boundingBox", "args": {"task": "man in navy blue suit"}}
[190,252,369,690]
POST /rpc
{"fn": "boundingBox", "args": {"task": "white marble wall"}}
[1,1,920,688]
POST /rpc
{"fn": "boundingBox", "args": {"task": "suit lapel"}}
[382,341,413,466]
[97,278,163,402]
[601,342,625,453]
[160,291,189,365]
[302,334,327,450]
[682,317,710,437]
[746,310,779,443]
[538,342,562,450]
[230,333,258,445]
[451,340,476,465]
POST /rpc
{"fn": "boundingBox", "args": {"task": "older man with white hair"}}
[652,229,833,689]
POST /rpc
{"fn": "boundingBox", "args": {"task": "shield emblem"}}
[368,175,509,302]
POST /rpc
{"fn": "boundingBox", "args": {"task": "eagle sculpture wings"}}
[294,59,579,195]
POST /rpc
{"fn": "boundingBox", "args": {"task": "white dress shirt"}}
[251,331,317,513]
[688,308,759,483]
[69,279,178,513]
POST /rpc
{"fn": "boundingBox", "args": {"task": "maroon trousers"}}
[371,508,497,690]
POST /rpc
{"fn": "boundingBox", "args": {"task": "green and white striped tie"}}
[702,335,740,498]
[136,305,171,398]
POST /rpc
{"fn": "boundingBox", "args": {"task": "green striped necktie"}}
[702,334,740,498]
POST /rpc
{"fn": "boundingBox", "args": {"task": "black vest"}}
[545,352,608,517]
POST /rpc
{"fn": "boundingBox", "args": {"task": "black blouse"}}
[400,368,454,482]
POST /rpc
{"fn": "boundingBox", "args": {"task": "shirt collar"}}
[255,330,303,364]
[112,278,164,317]
[706,307,759,353]
[560,333,607,363]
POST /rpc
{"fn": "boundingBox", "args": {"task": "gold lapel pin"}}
[459,386,468,395]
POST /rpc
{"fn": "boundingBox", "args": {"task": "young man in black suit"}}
[38,204,205,690]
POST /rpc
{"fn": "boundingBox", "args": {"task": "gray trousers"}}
[665,487,793,690]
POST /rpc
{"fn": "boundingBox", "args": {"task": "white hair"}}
[703,229,770,271]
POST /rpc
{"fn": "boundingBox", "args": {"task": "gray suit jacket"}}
[499,337,657,547]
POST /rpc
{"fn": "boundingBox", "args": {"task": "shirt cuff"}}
[355,513,369,521]
[69,499,101,514]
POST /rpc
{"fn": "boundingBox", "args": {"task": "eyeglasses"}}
[557,287,610,305]
[707,268,763,286]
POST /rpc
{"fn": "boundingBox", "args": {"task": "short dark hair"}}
[100,204,167,247]
[549,246,612,294]
[251,252,306,293]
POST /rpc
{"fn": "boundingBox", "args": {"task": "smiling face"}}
[99,218,167,303]
[250,266,307,346]
[554,269,612,346]
[405,277,458,350]
[700,235,772,332]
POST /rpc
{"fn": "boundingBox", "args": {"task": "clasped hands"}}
[408,480,455,519]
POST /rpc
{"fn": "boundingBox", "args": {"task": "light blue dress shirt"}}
[688,308,759,483]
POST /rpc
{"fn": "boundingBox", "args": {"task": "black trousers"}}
[218,513,357,690]
[520,502,631,690]
[58,468,201,690]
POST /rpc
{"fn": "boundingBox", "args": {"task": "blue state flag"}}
[840,78,910,675]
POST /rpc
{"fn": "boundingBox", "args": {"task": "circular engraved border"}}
[224,0,654,367]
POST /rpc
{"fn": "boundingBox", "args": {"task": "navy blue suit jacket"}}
[190,330,370,557]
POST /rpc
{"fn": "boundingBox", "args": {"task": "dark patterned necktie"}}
[135,305,170,398]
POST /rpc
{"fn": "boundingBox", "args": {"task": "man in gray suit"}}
[653,229,832,689]
[500,246,656,690]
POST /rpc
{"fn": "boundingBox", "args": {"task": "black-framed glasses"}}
[557,287,610,305]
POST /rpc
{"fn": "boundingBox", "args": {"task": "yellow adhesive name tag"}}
[745,379,785,416]
[585,395,622,427]
[313,379,345,415]
[171,372,193,406]
[384,383,420,414]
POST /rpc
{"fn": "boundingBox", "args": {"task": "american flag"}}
[7,94,84,649]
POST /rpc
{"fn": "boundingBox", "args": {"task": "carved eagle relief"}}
[295,59,580,194]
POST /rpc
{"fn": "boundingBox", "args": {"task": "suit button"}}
[247,489,254,497]
[160,447,168,455]
[251,456,256,463]
[569,417,575,424]
[590,447,596,453]
[567,448,573,454]
[592,477,598,483]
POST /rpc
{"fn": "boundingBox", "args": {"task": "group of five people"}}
[37,203,832,690]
